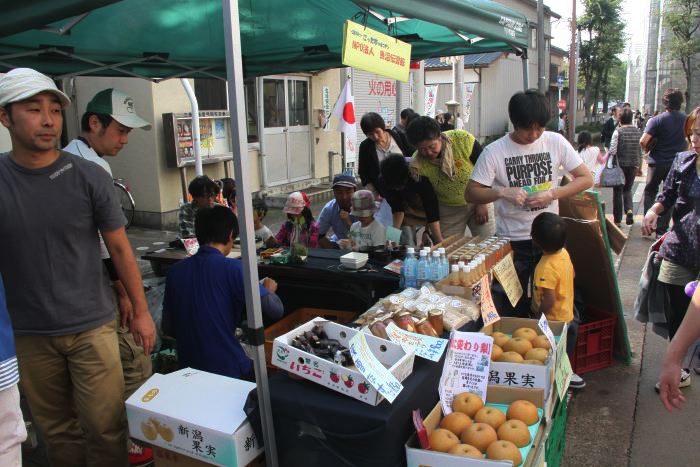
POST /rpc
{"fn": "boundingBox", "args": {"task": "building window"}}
[194,78,258,143]
[244,80,258,143]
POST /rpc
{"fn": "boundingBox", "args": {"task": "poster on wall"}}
[424,85,438,118]
[463,83,475,123]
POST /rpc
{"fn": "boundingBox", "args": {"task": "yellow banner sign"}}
[342,20,411,82]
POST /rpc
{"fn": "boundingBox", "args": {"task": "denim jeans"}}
[613,166,638,223]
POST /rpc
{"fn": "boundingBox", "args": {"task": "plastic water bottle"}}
[403,247,417,289]
[417,250,429,287]
[430,251,441,282]
[438,247,449,279]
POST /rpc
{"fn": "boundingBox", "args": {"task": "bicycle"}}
[114,178,135,229]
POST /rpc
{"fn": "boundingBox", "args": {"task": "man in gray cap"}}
[317,173,359,249]
[63,88,154,466]
[0,68,155,466]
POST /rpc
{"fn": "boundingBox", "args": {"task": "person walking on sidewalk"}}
[608,108,642,226]
[643,106,700,392]
[63,88,155,467]
[640,89,688,237]
[0,68,155,467]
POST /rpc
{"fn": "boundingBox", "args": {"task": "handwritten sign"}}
[341,20,412,82]
[349,332,403,403]
[480,275,501,326]
[493,253,523,307]
[386,322,448,362]
[554,338,572,400]
[386,226,402,244]
[538,314,557,351]
[439,331,493,415]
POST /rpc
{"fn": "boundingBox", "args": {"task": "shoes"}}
[655,369,691,393]
[614,221,622,228]
[128,441,154,467]
[626,210,634,225]
[569,373,586,389]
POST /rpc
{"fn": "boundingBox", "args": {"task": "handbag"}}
[599,152,625,187]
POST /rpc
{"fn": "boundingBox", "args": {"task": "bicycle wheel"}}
[114,182,135,229]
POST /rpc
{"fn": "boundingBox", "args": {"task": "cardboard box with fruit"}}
[126,368,263,466]
[271,318,415,405]
[405,386,546,467]
[481,318,568,404]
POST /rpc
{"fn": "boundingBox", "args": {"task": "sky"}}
[549,0,650,57]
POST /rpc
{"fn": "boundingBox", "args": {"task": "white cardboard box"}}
[405,386,546,467]
[126,368,263,466]
[271,318,415,405]
[480,317,568,405]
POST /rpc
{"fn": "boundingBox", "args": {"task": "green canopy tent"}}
[0,1,529,465]
[0,0,529,81]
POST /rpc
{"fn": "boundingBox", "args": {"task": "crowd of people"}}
[0,62,698,466]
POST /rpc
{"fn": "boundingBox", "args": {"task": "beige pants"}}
[15,321,128,467]
[0,384,26,467]
[118,325,152,399]
[439,202,496,238]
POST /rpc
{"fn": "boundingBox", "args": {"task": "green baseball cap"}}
[86,88,151,130]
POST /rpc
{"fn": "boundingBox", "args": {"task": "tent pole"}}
[222,1,278,466]
[521,50,529,90]
[180,79,202,176]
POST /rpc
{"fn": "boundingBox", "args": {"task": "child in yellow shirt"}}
[531,212,585,389]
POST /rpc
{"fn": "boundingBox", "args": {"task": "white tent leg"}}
[180,79,202,176]
[222,1,278,466]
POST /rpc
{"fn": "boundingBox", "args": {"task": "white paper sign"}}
[349,332,403,403]
[538,314,557,351]
[385,322,448,362]
[438,331,493,415]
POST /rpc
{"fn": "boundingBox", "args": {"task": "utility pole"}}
[537,0,546,93]
[567,0,577,143]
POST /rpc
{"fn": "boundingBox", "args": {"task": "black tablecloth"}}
[268,321,481,467]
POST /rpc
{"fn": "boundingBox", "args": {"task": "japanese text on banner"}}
[493,253,523,307]
[480,275,501,326]
[349,332,403,403]
[538,314,557,351]
[438,332,493,415]
[386,322,448,362]
[342,20,411,82]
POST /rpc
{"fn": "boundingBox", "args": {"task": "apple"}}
[497,419,531,447]
[452,392,484,418]
[439,412,472,436]
[491,331,510,348]
[524,347,549,363]
[507,400,540,426]
[532,334,552,350]
[429,428,460,452]
[486,440,522,465]
[498,351,524,363]
[513,327,538,341]
[503,336,533,356]
[447,443,482,458]
[491,344,503,362]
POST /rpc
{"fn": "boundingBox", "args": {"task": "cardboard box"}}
[435,276,481,302]
[480,318,568,405]
[153,446,264,467]
[271,318,415,405]
[126,368,263,466]
[405,386,546,467]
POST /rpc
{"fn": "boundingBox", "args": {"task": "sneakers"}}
[625,209,634,225]
[128,441,154,467]
[569,373,586,389]
[654,369,691,393]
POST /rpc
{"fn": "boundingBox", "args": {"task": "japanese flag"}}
[331,80,357,158]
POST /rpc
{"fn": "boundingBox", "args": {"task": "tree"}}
[664,0,700,112]
[602,59,627,104]
[577,0,626,120]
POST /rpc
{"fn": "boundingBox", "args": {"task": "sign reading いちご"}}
[342,20,411,82]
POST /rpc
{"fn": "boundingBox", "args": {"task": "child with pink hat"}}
[273,191,319,248]
[342,190,387,250]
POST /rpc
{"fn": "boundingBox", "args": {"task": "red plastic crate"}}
[572,306,616,374]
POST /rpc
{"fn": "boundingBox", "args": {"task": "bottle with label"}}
[403,247,417,289]
[416,250,429,287]
[430,251,441,282]
[449,264,461,286]
[438,247,449,279]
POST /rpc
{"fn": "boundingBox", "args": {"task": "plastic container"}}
[572,306,616,374]
[403,247,417,289]
[416,250,429,286]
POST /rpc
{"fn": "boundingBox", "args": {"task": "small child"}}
[274,191,319,248]
[252,198,275,246]
[345,190,386,250]
[530,212,585,389]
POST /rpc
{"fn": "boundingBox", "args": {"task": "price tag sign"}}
[386,322,448,362]
[438,331,493,415]
[480,275,501,326]
[493,253,523,307]
[349,332,403,403]
[554,342,573,400]
[538,314,557,351]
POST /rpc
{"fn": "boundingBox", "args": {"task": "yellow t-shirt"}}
[532,249,574,322]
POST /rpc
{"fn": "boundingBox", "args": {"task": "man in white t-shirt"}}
[466,89,593,316]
